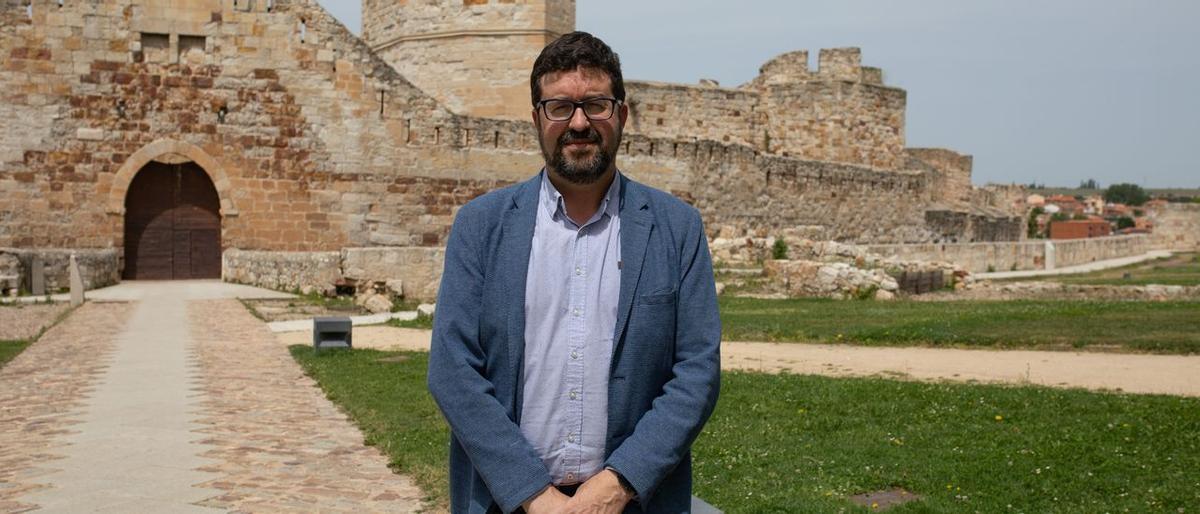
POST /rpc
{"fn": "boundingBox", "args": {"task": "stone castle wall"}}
[1151,203,1200,251]
[1,0,1029,299]
[362,0,574,120]
[866,234,1155,273]
[624,48,906,172]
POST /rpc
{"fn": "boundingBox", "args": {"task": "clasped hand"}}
[522,469,633,514]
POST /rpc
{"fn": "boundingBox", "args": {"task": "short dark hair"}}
[530,31,625,107]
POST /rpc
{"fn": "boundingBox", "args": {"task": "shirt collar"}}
[539,169,622,226]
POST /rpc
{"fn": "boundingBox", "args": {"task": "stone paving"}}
[0,302,132,513]
[188,299,424,512]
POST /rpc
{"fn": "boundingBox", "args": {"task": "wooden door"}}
[123,162,221,279]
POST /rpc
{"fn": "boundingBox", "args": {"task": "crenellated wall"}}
[0,0,1029,298]
[624,47,907,171]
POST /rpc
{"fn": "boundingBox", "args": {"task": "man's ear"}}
[618,102,629,130]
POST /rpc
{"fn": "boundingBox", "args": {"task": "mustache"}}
[559,129,600,145]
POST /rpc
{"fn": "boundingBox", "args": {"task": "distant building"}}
[1049,219,1112,240]
[1046,195,1084,215]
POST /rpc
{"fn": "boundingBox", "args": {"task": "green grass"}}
[386,313,434,330]
[1041,253,1200,287]
[0,339,32,369]
[719,297,1200,354]
[695,371,1200,513]
[290,346,449,509]
[290,347,1200,513]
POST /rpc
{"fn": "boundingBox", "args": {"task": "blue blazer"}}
[428,173,721,513]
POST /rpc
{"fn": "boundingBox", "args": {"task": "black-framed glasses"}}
[536,97,620,122]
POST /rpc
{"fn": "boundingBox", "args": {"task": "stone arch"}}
[108,139,238,217]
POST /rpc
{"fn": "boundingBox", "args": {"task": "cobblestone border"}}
[187,299,425,512]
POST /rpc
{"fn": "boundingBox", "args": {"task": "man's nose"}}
[568,105,591,131]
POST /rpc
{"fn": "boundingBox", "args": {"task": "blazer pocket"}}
[637,288,676,305]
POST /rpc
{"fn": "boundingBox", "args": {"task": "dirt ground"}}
[0,303,70,340]
[275,326,1200,397]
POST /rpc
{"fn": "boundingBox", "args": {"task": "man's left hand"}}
[561,469,633,514]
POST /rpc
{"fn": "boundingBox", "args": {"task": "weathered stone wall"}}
[362,0,574,120]
[342,247,445,301]
[0,0,538,255]
[222,248,341,294]
[1150,203,1200,250]
[1,0,1030,296]
[222,247,444,300]
[0,248,119,291]
[867,234,1154,273]
[905,148,973,207]
[625,48,906,171]
[625,81,759,148]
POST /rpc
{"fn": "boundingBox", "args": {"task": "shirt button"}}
[570,351,579,360]
[567,433,576,443]
[572,308,581,316]
[566,472,575,481]
[569,390,579,400]
[575,267,583,276]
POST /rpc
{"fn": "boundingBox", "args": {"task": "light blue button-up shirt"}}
[520,170,622,485]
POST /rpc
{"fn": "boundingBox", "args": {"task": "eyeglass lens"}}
[543,99,614,121]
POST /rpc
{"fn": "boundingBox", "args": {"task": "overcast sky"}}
[316,0,1198,188]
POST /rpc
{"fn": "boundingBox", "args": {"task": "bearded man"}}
[428,31,721,514]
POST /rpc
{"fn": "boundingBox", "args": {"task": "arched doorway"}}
[123,161,222,279]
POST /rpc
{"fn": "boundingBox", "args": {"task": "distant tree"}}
[1026,206,1044,239]
[771,238,789,260]
[1079,178,1100,190]
[1051,212,1070,222]
[1103,183,1149,206]
[1117,217,1136,230]
[1072,213,1088,220]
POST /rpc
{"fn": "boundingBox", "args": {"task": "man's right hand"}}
[523,485,570,514]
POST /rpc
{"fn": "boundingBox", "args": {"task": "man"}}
[428,32,721,514]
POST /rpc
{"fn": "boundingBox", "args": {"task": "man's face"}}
[532,67,628,185]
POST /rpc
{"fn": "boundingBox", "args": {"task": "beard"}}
[543,126,618,185]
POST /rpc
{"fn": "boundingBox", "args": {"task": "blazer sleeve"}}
[605,208,722,507]
[427,205,552,513]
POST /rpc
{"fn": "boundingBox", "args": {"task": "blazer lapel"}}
[612,177,652,361]
[500,175,541,397]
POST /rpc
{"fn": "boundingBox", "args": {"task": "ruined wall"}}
[0,248,120,292]
[905,148,973,207]
[626,48,906,171]
[625,81,759,148]
[1150,203,1200,251]
[363,0,574,120]
[867,234,1154,273]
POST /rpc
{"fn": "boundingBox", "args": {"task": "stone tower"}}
[362,0,575,120]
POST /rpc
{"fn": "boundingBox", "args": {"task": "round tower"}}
[362,0,575,120]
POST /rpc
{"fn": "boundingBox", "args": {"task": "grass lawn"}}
[291,346,1200,513]
[0,339,31,369]
[719,296,1200,354]
[386,313,434,330]
[1040,253,1200,287]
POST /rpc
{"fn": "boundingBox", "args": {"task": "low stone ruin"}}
[711,228,969,300]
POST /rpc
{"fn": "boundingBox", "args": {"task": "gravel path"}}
[0,302,70,341]
[284,325,1200,397]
